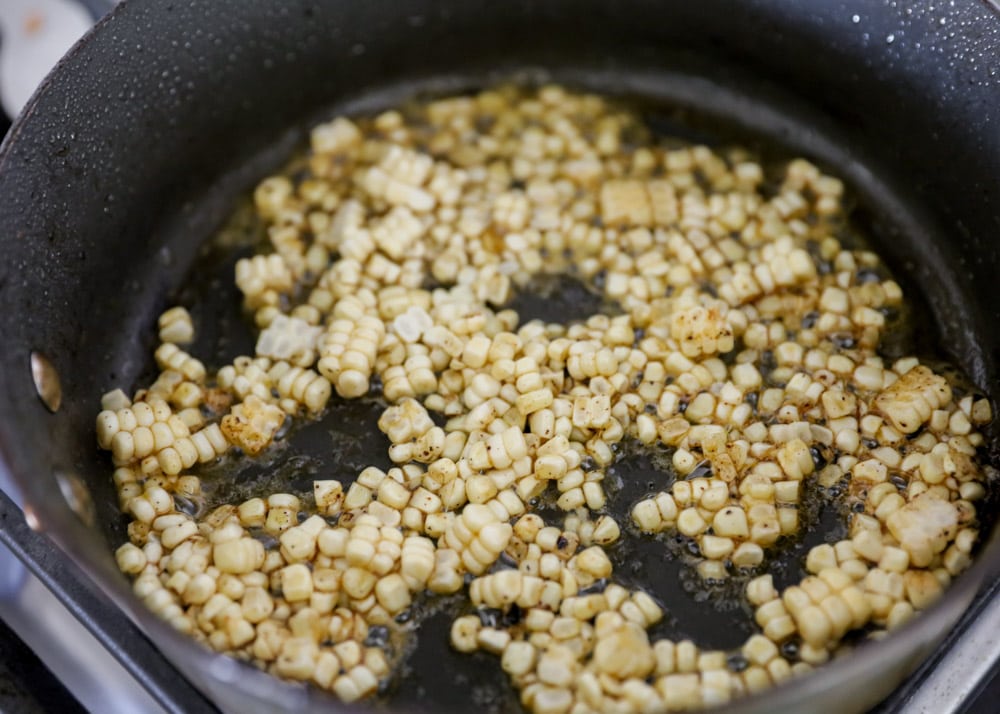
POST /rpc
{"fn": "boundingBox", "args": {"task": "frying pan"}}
[2,1,1000,712]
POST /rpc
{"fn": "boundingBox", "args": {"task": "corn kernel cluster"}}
[98,85,993,712]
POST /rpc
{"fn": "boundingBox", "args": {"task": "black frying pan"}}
[2,1,1000,712]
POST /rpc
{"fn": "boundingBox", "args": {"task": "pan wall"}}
[1,1,999,712]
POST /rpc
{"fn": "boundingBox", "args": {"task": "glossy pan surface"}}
[1,1,1000,712]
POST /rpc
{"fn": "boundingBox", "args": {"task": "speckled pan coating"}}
[1,1,1000,713]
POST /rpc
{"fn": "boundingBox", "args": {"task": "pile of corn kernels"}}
[96,85,994,712]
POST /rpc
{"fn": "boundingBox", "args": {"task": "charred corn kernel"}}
[378,478,411,511]
[746,575,777,606]
[256,314,323,367]
[630,591,663,625]
[235,497,266,528]
[516,388,554,415]
[878,546,910,573]
[235,254,293,309]
[179,573,215,606]
[189,423,229,462]
[677,508,708,537]
[279,516,326,562]
[102,388,131,411]
[970,398,993,424]
[236,586,273,623]
[712,507,749,539]
[115,543,147,574]
[886,493,959,568]
[443,504,513,575]
[699,535,734,561]
[449,615,481,653]
[818,594,853,639]
[399,536,435,590]
[670,304,734,358]
[175,475,201,499]
[221,395,286,456]
[161,520,198,549]
[887,601,915,630]
[852,529,884,563]
[590,515,620,545]
[903,570,943,610]
[158,306,195,344]
[374,574,412,614]
[874,365,951,434]
[761,615,797,643]
[279,563,313,602]
[272,365,331,412]
[743,635,778,666]
[593,622,655,679]
[601,179,652,226]
[214,538,265,575]
[96,410,122,450]
[428,549,464,594]
[943,544,973,575]
[155,343,206,383]
[791,604,831,648]
[573,547,613,581]
[347,665,379,701]
[313,480,343,517]
[502,640,537,677]
[264,507,297,536]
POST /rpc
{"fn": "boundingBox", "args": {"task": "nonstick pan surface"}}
[2,1,1000,713]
